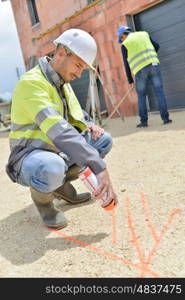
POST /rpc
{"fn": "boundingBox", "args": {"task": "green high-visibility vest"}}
[123,31,160,75]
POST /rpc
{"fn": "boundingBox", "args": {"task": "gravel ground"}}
[0,110,185,278]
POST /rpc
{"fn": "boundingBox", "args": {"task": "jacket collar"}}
[38,56,65,88]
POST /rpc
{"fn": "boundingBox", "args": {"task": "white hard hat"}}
[54,28,97,71]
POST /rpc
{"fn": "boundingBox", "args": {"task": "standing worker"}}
[117,26,172,128]
[6,28,118,229]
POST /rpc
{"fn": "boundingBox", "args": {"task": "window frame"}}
[27,0,40,27]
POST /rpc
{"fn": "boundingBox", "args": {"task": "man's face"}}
[58,48,88,82]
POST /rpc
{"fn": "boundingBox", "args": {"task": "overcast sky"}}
[0,0,25,100]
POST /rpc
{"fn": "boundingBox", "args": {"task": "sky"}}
[0,0,25,101]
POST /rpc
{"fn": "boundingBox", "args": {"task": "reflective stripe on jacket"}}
[123,31,160,75]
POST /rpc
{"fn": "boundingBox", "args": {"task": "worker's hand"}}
[88,124,104,140]
[94,168,118,208]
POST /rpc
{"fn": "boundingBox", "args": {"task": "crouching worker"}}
[6,29,118,229]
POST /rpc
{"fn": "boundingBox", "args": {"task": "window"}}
[27,0,40,26]
[87,0,96,4]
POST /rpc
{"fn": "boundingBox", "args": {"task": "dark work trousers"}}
[135,64,170,124]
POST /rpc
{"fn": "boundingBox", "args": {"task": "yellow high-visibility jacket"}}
[7,64,106,182]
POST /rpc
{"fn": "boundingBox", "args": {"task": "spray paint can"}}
[78,167,115,211]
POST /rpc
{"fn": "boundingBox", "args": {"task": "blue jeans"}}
[17,131,112,193]
[135,64,169,124]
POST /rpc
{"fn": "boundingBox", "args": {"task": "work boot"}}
[54,164,91,204]
[163,119,172,124]
[54,181,91,204]
[65,164,84,182]
[136,123,148,128]
[30,187,68,229]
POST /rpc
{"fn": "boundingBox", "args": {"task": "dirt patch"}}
[0,111,185,278]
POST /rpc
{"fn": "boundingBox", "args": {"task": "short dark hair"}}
[55,44,73,56]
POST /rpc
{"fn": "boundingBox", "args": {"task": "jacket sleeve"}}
[81,109,94,128]
[121,45,134,84]
[149,36,160,52]
[19,79,106,174]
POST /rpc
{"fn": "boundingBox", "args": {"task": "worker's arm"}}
[82,109,94,128]
[121,45,134,84]
[82,110,116,203]
[149,36,160,52]
[20,79,106,175]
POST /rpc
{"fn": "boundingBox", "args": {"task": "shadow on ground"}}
[0,202,107,265]
[0,129,10,139]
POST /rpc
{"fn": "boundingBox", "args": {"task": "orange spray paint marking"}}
[48,192,181,278]
[124,194,181,278]
[111,208,117,244]
[140,209,182,277]
[139,192,159,242]
[49,228,160,277]
[125,197,146,266]
[137,193,182,278]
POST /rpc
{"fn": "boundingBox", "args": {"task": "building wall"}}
[11,0,87,67]
[10,0,164,117]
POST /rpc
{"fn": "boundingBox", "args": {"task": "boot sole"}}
[45,222,68,230]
